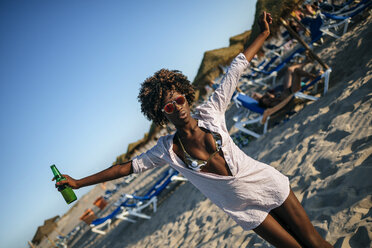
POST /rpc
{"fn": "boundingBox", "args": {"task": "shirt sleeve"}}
[131,137,167,174]
[207,53,249,113]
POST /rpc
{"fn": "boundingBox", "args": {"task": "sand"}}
[42,10,371,248]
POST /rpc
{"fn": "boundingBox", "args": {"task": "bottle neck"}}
[51,165,64,182]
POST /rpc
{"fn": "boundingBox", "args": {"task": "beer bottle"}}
[51,164,77,204]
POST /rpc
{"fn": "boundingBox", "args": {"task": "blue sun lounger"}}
[90,168,186,235]
[302,1,371,43]
[90,204,129,235]
[115,168,187,221]
[328,0,372,16]
[233,69,331,138]
[320,0,372,36]
[247,47,306,87]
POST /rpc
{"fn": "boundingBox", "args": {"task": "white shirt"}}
[132,53,290,230]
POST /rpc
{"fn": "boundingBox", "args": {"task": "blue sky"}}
[0,0,256,247]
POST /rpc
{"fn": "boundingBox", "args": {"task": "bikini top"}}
[176,132,222,171]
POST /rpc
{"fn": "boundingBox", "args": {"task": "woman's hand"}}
[243,11,272,62]
[258,11,272,35]
[51,161,133,190]
[53,174,80,189]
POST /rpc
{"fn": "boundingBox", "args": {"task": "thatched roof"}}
[32,216,59,244]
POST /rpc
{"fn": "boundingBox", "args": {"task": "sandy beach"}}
[40,8,372,248]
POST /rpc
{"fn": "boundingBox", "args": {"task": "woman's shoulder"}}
[155,133,175,148]
[194,101,226,124]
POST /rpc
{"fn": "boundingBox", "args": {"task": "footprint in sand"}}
[349,226,370,248]
[351,135,372,152]
[313,157,338,179]
[324,130,351,143]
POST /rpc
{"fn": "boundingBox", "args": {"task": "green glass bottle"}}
[51,164,77,204]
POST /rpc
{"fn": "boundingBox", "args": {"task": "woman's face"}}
[162,91,191,126]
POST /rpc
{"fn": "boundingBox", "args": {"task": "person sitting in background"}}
[252,62,319,108]
[303,0,319,16]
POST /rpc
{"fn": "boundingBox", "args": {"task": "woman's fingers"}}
[266,12,272,24]
[54,175,69,186]
[52,174,79,190]
[263,11,272,24]
[261,11,266,22]
[259,11,272,33]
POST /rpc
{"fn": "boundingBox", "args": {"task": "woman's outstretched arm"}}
[54,161,133,189]
[206,11,272,113]
[243,11,272,62]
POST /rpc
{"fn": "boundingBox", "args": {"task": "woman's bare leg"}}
[253,213,302,248]
[283,64,304,89]
[291,68,317,92]
[271,189,333,248]
[252,92,263,101]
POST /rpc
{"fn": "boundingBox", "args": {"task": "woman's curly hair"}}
[138,69,195,126]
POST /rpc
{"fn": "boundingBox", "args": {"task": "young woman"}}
[57,12,333,248]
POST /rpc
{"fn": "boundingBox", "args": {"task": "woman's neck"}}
[175,118,199,138]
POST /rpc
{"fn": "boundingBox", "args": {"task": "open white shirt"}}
[132,53,290,230]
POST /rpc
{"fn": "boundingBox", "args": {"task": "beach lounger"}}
[302,1,370,43]
[55,225,81,247]
[233,69,331,138]
[90,168,186,235]
[232,93,293,138]
[90,205,129,235]
[103,184,120,200]
[116,168,186,221]
[319,0,355,14]
[301,12,345,43]
[328,0,371,16]
[265,38,296,58]
[241,39,299,85]
[319,0,371,37]
[240,56,279,88]
[319,13,351,39]
[241,47,306,87]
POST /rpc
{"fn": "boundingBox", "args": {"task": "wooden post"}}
[280,18,330,70]
[27,241,36,248]
[46,235,57,247]
[55,228,64,237]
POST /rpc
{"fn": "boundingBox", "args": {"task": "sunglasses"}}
[162,95,187,114]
